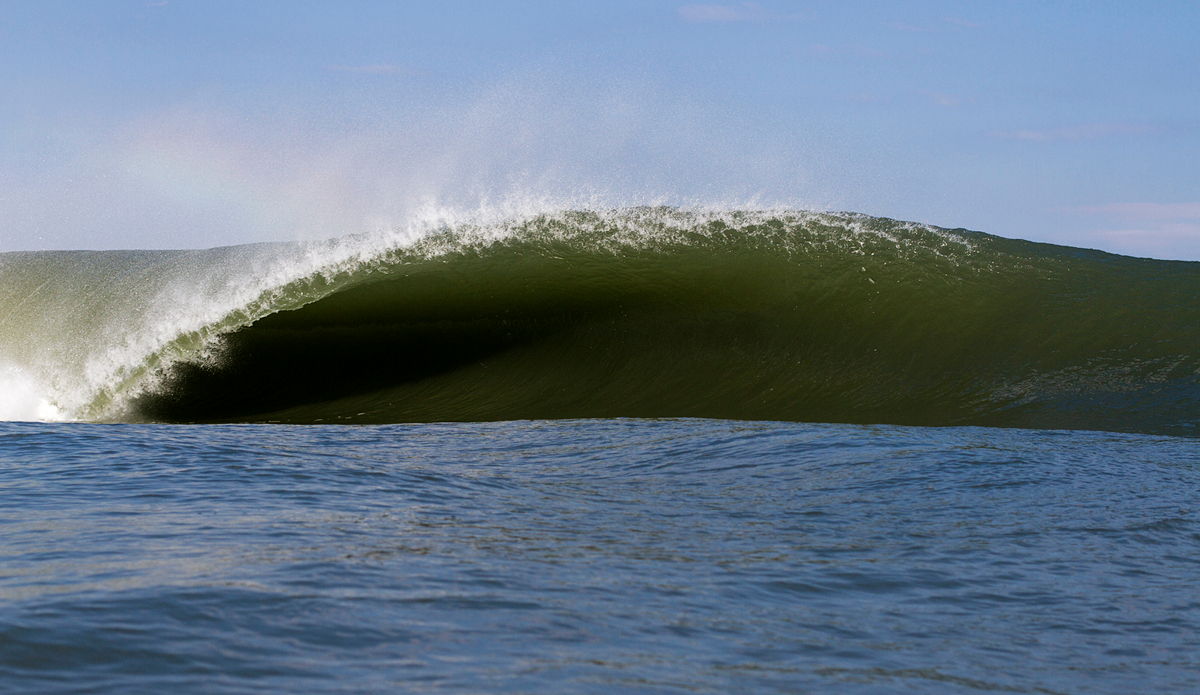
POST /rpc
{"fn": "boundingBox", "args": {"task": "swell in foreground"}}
[1,208,1196,434]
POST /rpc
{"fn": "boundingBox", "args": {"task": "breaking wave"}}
[2,208,1197,435]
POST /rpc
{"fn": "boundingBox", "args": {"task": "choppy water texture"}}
[1,419,1198,694]
[1,208,1197,434]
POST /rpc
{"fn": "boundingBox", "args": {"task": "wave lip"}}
[2,208,1197,435]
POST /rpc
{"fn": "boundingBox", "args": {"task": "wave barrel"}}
[3,210,1197,435]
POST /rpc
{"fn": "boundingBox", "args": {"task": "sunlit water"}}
[1,419,1198,693]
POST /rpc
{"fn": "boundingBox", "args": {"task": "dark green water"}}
[157,224,1198,432]
[2,209,1194,432]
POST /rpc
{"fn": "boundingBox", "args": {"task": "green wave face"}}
[2,209,1198,434]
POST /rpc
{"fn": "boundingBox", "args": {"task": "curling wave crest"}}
[1,208,1196,435]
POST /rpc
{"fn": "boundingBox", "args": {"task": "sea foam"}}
[0,365,64,422]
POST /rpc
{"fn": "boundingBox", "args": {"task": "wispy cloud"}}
[806,44,894,59]
[889,22,936,33]
[1081,224,1200,259]
[991,123,1155,142]
[327,64,420,76]
[891,17,979,32]
[1059,202,1200,220]
[677,3,805,23]
[920,90,962,107]
[1056,202,1200,259]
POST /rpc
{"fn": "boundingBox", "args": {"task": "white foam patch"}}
[0,365,66,422]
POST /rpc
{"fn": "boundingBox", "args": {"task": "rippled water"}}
[1,420,1198,693]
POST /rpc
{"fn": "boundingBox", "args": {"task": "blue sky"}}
[2,1,1198,259]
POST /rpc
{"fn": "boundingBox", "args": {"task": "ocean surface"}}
[1,209,1198,692]
[3,420,1199,694]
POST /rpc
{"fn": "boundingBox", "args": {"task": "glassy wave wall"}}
[1,208,1196,434]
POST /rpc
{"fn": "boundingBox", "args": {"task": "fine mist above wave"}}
[1,207,1197,435]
